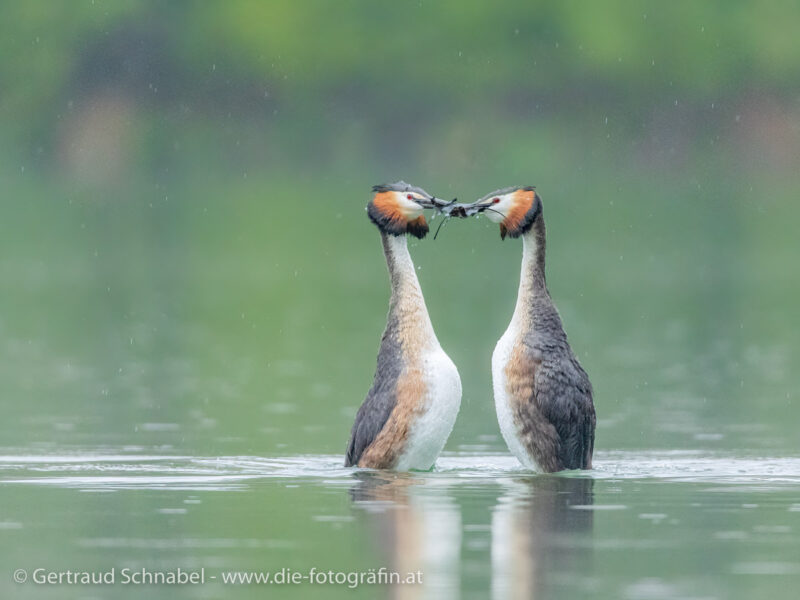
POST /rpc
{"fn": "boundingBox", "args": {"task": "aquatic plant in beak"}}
[424,196,502,239]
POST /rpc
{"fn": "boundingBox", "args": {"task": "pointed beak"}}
[418,195,457,212]
[414,196,439,210]
[418,196,492,218]
[422,196,491,218]
[416,196,449,211]
[448,199,493,218]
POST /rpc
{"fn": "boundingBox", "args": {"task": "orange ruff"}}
[372,192,407,228]
[502,189,535,235]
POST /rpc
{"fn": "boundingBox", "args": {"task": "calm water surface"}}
[2,449,800,599]
[2,175,799,598]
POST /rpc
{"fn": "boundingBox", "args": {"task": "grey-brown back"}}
[524,293,596,470]
[345,313,403,467]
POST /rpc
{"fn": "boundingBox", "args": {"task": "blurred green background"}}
[1,0,799,455]
[3,4,800,600]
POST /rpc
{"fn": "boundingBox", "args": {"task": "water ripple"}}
[0,450,798,491]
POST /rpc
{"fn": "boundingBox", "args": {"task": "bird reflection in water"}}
[350,471,462,600]
[491,475,594,600]
[350,472,593,599]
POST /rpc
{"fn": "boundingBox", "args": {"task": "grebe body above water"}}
[462,187,595,472]
[344,182,462,470]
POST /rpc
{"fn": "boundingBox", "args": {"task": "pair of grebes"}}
[345,182,596,473]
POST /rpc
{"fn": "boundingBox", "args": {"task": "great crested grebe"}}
[461,187,595,472]
[344,182,462,470]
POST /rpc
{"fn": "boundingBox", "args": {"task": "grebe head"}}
[368,181,439,239]
[461,186,542,239]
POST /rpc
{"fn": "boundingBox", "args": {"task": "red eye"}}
[407,194,414,200]
[492,198,500,204]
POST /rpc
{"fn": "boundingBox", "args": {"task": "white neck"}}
[383,234,437,341]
